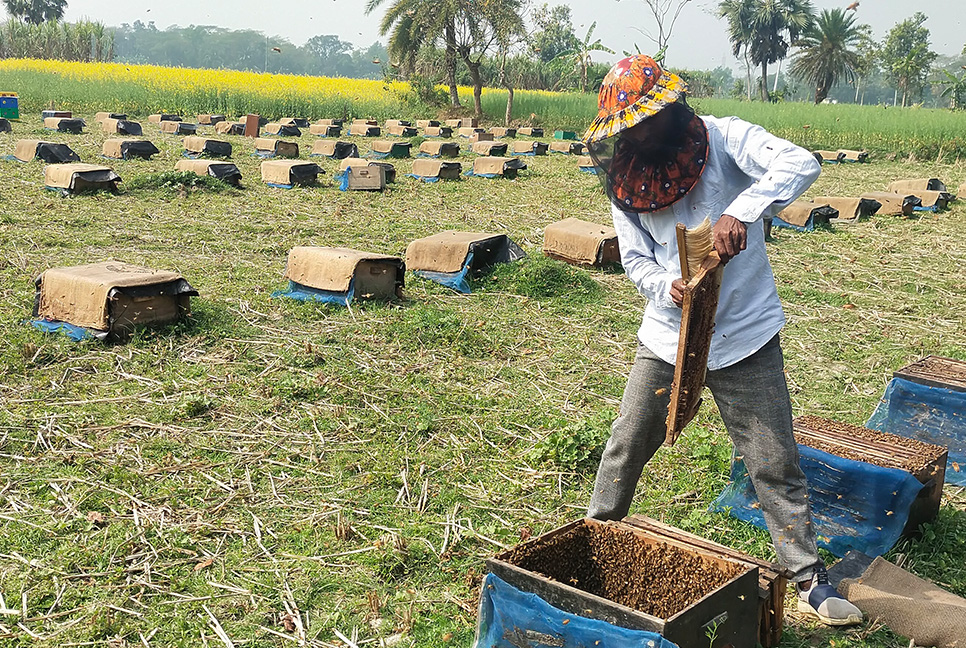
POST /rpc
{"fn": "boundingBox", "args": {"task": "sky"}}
[14,0,966,72]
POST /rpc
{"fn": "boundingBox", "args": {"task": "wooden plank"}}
[894,355,966,392]
[666,254,723,444]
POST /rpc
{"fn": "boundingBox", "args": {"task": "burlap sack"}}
[888,178,947,193]
[840,557,966,648]
[406,232,497,273]
[285,246,403,299]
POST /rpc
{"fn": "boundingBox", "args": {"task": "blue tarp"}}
[30,319,98,341]
[867,377,966,487]
[271,280,354,306]
[406,174,441,183]
[713,446,925,558]
[474,573,679,648]
[772,215,815,232]
[413,249,476,293]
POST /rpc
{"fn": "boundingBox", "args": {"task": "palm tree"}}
[790,8,862,104]
[558,22,614,93]
[3,0,67,25]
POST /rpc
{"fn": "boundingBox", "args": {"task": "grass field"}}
[0,114,964,648]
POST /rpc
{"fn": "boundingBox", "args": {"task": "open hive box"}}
[894,355,966,392]
[488,518,759,648]
[792,415,947,535]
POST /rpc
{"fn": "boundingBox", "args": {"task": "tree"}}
[851,24,877,104]
[3,0,67,24]
[790,8,863,104]
[530,3,575,63]
[881,12,938,107]
[718,0,756,100]
[453,0,526,116]
[938,69,966,110]
[638,0,692,64]
[559,21,614,93]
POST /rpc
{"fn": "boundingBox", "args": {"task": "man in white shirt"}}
[583,55,863,627]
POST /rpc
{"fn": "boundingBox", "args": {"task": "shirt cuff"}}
[653,273,680,310]
[724,191,775,224]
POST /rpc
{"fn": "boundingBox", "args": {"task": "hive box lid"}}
[444,118,462,128]
[577,155,595,168]
[339,158,393,172]
[406,231,506,273]
[550,141,584,154]
[543,218,618,266]
[309,124,341,136]
[255,138,299,157]
[813,150,844,162]
[261,160,320,185]
[459,126,483,138]
[490,127,516,138]
[94,111,126,123]
[183,136,212,152]
[349,124,380,136]
[416,120,440,128]
[838,149,868,162]
[161,121,195,134]
[149,114,182,123]
[419,141,460,157]
[860,191,919,216]
[388,124,417,137]
[411,158,461,180]
[777,201,835,228]
[14,138,41,162]
[887,178,946,193]
[814,196,881,221]
[312,140,358,158]
[174,159,241,183]
[346,165,385,190]
[472,156,521,176]
[472,141,507,155]
[517,127,543,136]
[44,163,119,190]
[371,140,411,155]
[285,246,404,298]
[511,140,536,154]
[316,118,342,126]
[38,261,185,330]
[423,125,453,137]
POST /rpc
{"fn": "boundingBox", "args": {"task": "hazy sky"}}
[18,1,966,71]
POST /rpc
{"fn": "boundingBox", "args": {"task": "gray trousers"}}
[587,335,820,583]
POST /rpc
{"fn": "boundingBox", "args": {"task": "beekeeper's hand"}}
[714,214,747,263]
[670,278,686,307]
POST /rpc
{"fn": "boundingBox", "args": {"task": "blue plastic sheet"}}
[474,573,678,648]
[579,167,598,175]
[867,377,966,487]
[713,445,925,558]
[265,182,295,189]
[412,250,475,293]
[271,280,353,306]
[772,215,815,232]
[406,174,440,183]
[30,319,97,341]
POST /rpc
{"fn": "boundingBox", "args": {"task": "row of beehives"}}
[772,177,961,232]
[31,218,616,341]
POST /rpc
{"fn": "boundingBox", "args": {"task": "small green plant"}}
[125,170,234,192]
[531,410,614,470]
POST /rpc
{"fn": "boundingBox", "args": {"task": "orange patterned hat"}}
[583,55,688,144]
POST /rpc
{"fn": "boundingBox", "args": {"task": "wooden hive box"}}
[340,158,395,183]
[102,139,160,160]
[543,218,619,267]
[774,200,838,231]
[860,191,919,216]
[838,149,868,162]
[472,141,508,156]
[344,165,386,191]
[260,160,322,187]
[894,355,966,393]
[94,111,126,123]
[488,518,759,648]
[517,126,543,137]
[813,150,845,164]
[577,155,596,173]
[43,117,84,133]
[254,137,299,158]
[469,131,493,143]
[416,119,440,129]
[405,231,524,284]
[34,261,197,339]
[470,156,525,179]
[183,136,232,158]
[309,123,341,137]
[550,141,584,155]
[214,121,245,135]
[284,246,404,302]
[311,140,359,159]
[14,139,80,163]
[160,121,197,135]
[148,114,182,123]
[792,415,947,536]
[41,110,71,119]
[279,117,309,128]
[44,163,120,193]
[888,178,947,193]
[264,122,301,137]
[489,126,517,138]
[370,140,411,158]
[458,126,484,138]
[384,119,413,129]
[444,118,462,128]
[349,123,380,137]
[814,196,881,224]
[511,140,548,155]
[174,159,242,186]
[418,141,460,158]
[422,125,453,138]
[387,124,417,137]
[315,118,343,127]
[352,118,378,125]
[410,158,462,181]
[101,118,142,136]
[196,114,226,125]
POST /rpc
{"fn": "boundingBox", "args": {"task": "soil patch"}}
[503,522,742,619]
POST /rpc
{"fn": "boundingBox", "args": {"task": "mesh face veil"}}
[587,101,710,214]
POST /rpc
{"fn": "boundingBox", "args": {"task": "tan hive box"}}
[472,141,508,156]
[352,118,378,125]
[311,140,359,159]
[775,200,838,229]
[340,158,395,183]
[387,124,417,137]
[101,118,142,136]
[44,117,84,133]
[444,118,462,128]
[349,123,380,137]
[183,136,232,157]
[813,150,845,164]
[370,140,411,158]
[215,121,245,135]
[543,218,620,267]
[344,165,386,191]
[860,191,919,216]
[197,114,226,125]
[888,178,947,193]
[254,137,300,158]
[511,140,548,155]
[406,231,524,276]
[471,156,525,179]
[261,160,322,186]
[14,139,80,163]
[422,125,453,138]
[309,123,341,137]
[458,126,484,138]
[418,141,460,158]
[469,132,493,143]
[44,163,120,193]
[410,158,462,181]
[550,141,584,155]
[285,246,404,301]
[148,114,182,123]
[161,121,197,135]
[489,127,516,138]
[315,118,343,126]
[264,122,302,137]
[94,111,126,123]
[416,119,440,129]
[35,261,197,338]
[814,196,881,224]
[517,126,543,137]
[908,189,951,209]
[175,159,242,186]
[577,155,595,170]
[102,139,160,160]
[384,119,412,129]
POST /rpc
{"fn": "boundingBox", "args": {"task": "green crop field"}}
[0,111,964,648]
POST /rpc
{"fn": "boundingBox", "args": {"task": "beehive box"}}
[41,110,70,119]
[197,114,226,125]
[284,246,404,302]
[344,165,385,191]
[860,191,919,216]
[254,138,299,158]
[183,136,232,158]
[550,141,584,155]
[43,117,84,133]
[814,196,880,224]
[577,155,596,173]
[161,121,197,135]
[34,261,197,339]
[148,114,182,123]
[422,125,453,138]
[511,140,548,155]
[418,141,460,158]
[311,140,359,159]
[280,117,309,128]
[554,130,577,140]
[792,415,947,536]
[309,123,341,137]
[352,118,378,125]
[888,178,947,193]
[174,159,242,186]
[102,139,160,160]
[315,118,343,127]
[774,201,838,231]
[94,111,126,123]
[349,124,380,137]
[410,158,462,181]
[370,140,411,158]
[261,160,322,187]
[470,156,525,179]
[488,518,759,648]
[14,139,80,163]
[416,119,440,129]
[101,118,142,136]
[444,118,462,128]
[339,158,395,184]
[472,141,508,156]
[44,164,120,193]
[490,127,516,138]
[894,356,966,393]
[264,122,302,137]
[0,93,19,119]
[517,126,543,137]
[469,132,493,143]
[543,218,620,267]
[458,126,484,138]
[387,124,417,137]
[813,150,845,164]
[384,119,413,129]
[838,149,868,162]
[405,231,525,282]
[215,121,245,136]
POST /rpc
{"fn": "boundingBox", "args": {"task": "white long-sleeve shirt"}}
[613,115,821,369]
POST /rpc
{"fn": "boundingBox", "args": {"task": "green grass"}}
[0,115,964,647]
